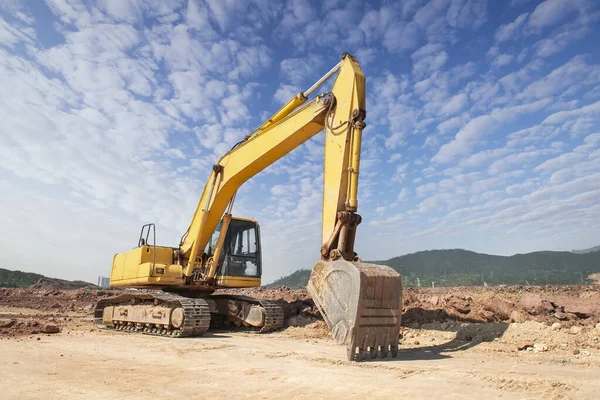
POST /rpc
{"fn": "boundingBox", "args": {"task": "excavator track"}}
[257,299,285,333]
[207,294,284,333]
[94,292,211,337]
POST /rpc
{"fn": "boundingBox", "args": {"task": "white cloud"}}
[437,115,468,135]
[383,20,420,52]
[542,100,600,125]
[494,12,529,43]
[397,188,408,201]
[280,54,323,85]
[527,0,584,31]
[519,56,599,100]
[273,83,300,104]
[388,153,402,163]
[432,115,495,164]
[411,43,448,77]
[440,93,468,116]
[492,53,514,68]
[97,0,144,23]
[533,13,598,57]
[446,0,489,28]
[353,48,377,65]
[0,14,35,47]
[392,162,409,182]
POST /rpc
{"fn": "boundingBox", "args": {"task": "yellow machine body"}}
[110,246,183,287]
[110,216,263,290]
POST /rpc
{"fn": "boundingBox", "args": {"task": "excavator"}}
[95,53,402,361]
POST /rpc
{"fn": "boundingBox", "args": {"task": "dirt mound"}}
[0,288,115,313]
[1,284,599,339]
[217,286,311,303]
[401,285,600,328]
[282,320,331,339]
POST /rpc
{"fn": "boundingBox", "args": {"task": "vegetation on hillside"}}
[0,268,98,289]
[0,268,45,288]
[573,245,600,254]
[266,248,600,289]
[266,269,311,289]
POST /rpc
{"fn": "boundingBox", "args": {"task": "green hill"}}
[0,268,45,288]
[0,268,98,289]
[573,245,600,254]
[266,269,311,289]
[267,248,600,288]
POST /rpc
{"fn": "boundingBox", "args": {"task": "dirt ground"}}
[2,285,600,399]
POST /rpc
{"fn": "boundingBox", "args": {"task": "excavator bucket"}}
[307,260,402,361]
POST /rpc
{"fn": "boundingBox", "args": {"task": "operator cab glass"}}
[217,218,261,278]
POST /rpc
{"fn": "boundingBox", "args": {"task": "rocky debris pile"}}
[1,284,599,339]
[0,287,115,313]
[0,317,62,338]
[517,341,548,352]
[218,286,311,303]
[282,320,331,339]
[402,286,600,327]
[499,320,600,352]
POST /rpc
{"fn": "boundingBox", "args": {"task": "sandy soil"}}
[1,321,600,399]
[2,286,600,399]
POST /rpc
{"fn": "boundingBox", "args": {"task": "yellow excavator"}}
[95,53,402,361]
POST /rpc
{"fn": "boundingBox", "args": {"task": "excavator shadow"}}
[191,331,233,339]
[380,308,510,362]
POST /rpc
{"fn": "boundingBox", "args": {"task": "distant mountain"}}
[267,269,311,289]
[266,248,600,288]
[572,245,600,254]
[0,268,45,288]
[0,268,98,289]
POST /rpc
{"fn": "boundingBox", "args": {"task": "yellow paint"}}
[110,246,183,287]
[207,213,231,279]
[215,276,261,287]
[253,93,307,134]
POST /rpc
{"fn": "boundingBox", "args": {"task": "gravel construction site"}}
[2,285,600,399]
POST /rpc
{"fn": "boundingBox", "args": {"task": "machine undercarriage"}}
[94,292,284,337]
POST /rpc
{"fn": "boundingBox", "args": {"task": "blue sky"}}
[1,0,599,284]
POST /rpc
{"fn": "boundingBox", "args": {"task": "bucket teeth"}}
[380,345,388,358]
[349,344,399,361]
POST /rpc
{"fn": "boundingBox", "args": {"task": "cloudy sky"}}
[1,0,599,284]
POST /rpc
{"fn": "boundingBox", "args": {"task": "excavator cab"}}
[208,217,262,287]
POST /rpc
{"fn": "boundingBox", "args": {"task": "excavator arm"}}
[180,53,366,275]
